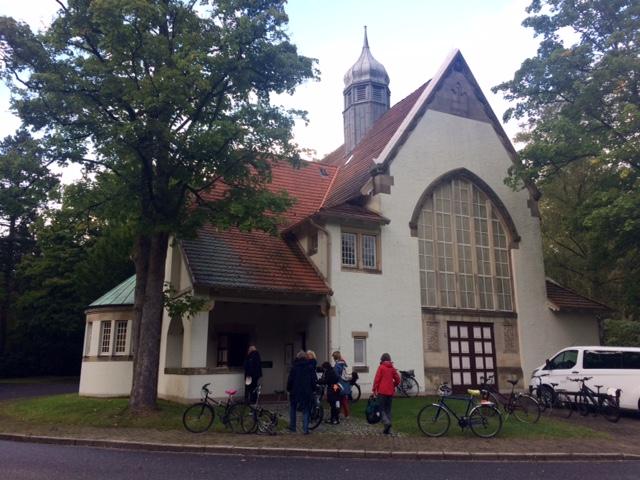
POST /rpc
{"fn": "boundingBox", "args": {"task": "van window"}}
[583,350,623,369]
[622,351,640,369]
[547,350,578,370]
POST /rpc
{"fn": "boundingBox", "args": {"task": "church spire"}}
[343,27,390,154]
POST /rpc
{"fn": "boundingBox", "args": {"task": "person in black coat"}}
[244,345,262,403]
[287,350,317,434]
[319,361,341,424]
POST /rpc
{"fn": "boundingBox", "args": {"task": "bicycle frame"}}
[435,394,481,429]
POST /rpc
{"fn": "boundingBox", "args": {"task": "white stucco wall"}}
[374,108,599,385]
[79,361,133,397]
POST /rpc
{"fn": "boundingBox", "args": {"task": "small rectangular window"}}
[341,232,357,267]
[99,321,112,355]
[114,320,128,354]
[308,231,318,256]
[84,323,93,356]
[622,351,640,369]
[362,234,377,269]
[354,337,366,366]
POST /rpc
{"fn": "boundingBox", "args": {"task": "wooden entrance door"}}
[447,322,497,393]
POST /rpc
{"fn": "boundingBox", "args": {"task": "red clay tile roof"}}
[181,225,331,295]
[546,280,612,313]
[317,203,389,224]
[321,81,429,207]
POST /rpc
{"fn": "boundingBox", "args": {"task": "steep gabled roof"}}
[320,82,429,207]
[89,275,135,307]
[546,279,612,313]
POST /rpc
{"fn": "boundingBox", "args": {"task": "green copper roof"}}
[89,275,135,307]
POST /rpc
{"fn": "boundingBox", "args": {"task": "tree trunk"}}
[130,234,151,374]
[129,231,169,412]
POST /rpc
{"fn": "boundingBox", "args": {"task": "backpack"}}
[365,397,382,424]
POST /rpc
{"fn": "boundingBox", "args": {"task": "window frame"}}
[417,178,514,312]
[353,336,367,367]
[341,229,381,273]
[98,320,130,357]
[84,322,93,357]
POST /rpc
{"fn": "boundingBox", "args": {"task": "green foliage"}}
[494,0,640,319]
[0,178,134,377]
[604,319,640,347]
[163,283,208,322]
[0,0,317,238]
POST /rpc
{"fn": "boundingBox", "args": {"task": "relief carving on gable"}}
[428,72,492,124]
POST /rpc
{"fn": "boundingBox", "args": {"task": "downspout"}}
[310,218,332,359]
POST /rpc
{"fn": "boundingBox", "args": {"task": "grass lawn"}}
[350,396,607,439]
[0,394,606,440]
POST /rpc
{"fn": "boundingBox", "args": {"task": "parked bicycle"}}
[479,375,540,424]
[348,371,361,403]
[569,376,621,423]
[239,384,280,435]
[309,385,325,430]
[182,383,246,433]
[529,374,574,418]
[396,369,420,397]
[417,382,503,438]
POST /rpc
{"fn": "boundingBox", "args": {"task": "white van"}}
[531,346,640,412]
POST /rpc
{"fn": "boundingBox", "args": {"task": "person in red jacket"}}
[372,352,401,435]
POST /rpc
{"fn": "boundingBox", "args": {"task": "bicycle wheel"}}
[555,392,574,419]
[349,384,361,403]
[469,404,503,438]
[539,386,554,411]
[400,377,420,397]
[257,409,278,435]
[227,402,254,433]
[512,395,541,424]
[417,404,450,437]
[576,394,590,416]
[182,402,215,433]
[309,404,324,430]
[601,397,621,423]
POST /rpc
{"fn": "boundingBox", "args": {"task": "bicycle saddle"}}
[225,389,238,396]
[594,385,603,389]
[467,389,481,397]
[507,379,518,386]
[550,383,559,387]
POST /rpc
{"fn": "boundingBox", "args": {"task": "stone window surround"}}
[340,228,382,273]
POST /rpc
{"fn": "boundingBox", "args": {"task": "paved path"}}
[0,381,79,401]
[1,440,639,480]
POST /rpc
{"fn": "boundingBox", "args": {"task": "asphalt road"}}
[1,440,639,480]
[0,381,78,401]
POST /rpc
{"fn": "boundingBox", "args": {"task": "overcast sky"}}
[0,0,540,179]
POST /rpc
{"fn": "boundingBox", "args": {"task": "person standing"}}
[243,345,262,404]
[372,352,400,435]
[318,361,341,424]
[332,351,351,418]
[287,350,317,434]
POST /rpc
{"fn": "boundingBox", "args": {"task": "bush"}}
[604,319,640,347]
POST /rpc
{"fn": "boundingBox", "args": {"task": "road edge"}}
[1,432,639,461]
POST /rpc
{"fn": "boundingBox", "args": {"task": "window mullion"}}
[431,192,441,308]
[486,202,499,310]
[450,180,461,309]
[469,185,480,309]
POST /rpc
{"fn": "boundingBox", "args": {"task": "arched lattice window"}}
[417,178,513,311]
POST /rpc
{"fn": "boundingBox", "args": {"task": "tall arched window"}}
[417,178,513,311]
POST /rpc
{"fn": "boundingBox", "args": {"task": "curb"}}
[1,433,639,462]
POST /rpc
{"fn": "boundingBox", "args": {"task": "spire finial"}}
[363,25,369,49]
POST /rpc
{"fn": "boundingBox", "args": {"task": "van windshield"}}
[547,350,578,370]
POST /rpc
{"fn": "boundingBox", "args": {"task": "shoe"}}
[324,419,333,424]
[383,425,391,435]
[303,431,310,435]
[288,428,296,433]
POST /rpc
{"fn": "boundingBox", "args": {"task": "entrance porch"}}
[159,298,328,403]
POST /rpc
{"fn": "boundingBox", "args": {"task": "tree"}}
[0,131,58,355]
[3,177,134,377]
[0,0,316,410]
[493,0,640,317]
